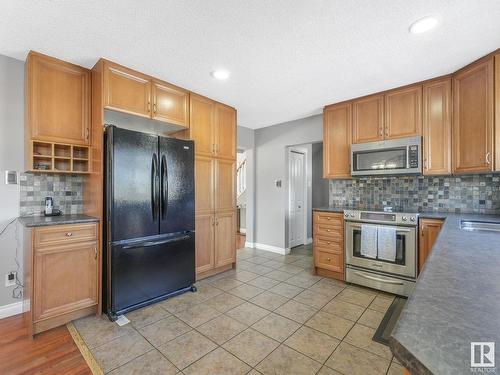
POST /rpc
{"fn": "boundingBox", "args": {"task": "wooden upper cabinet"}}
[190,94,216,157]
[323,103,352,179]
[352,94,384,143]
[215,210,236,267]
[419,219,443,274]
[422,78,452,175]
[27,52,91,145]
[152,80,189,127]
[216,159,236,211]
[453,58,494,173]
[384,85,422,139]
[103,61,151,118]
[215,103,237,160]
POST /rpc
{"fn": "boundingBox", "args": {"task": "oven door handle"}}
[354,271,405,285]
[348,223,412,233]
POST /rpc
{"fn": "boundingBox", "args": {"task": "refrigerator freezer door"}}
[108,127,160,241]
[159,137,195,234]
[109,232,195,315]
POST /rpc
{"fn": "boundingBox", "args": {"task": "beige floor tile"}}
[246,276,281,290]
[337,288,376,308]
[250,291,289,311]
[358,308,385,329]
[278,264,304,275]
[159,292,204,314]
[325,342,390,375]
[197,315,247,344]
[251,264,275,275]
[73,314,135,349]
[228,284,265,300]
[387,361,405,375]
[158,330,217,370]
[256,345,322,375]
[247,370,263,375]
[226,302,270,325]
[223,328,279,367]
[369,294,395,313]
[246,256,269,265]
[174,304,221,328]
[284,326,340,363]
[321,299,365,321]
[317,366,343,375]
[183,347,251,375]
[194,283,224,300]
[274,300,317,324]
[235,259,254,270]
[393,356,402,365]
[308,280,345,298]
[347,284,379,296]
[232,270,260,282]
[265,270,293,282]
[108,349,177,375]
[284,272,322,288]
[206,292,246,313]
[305,311,354,340]
[265,260,287,269]
[268,282,304,298]
[91,331,153,373]
[344,324,393,360]
[293,289,333,309]
[138,315,192,347]
[251,313,301,342]
[209,277,243,291]
[126,304,171,329]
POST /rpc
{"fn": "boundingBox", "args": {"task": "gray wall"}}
[254,115,322,250]
[312,143,329,208]
[237,126,255,244]
[0,54,24,308]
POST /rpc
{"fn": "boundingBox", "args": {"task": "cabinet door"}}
[215,104,237,160]
[152,80,189,127]
[352,94,384,143]
[215,210,236,267]
[418,219,443,273]
[385,85,422,139]
[27,52,90,145]
[323,103,352,179]
[103,61,151,118]
[453,59,494,173]
[423,79,452,175]
[33,241,98,322]
[190,94,216,157]
[195,156,215,214]
[216,159,236,211]
[195,213,215,274]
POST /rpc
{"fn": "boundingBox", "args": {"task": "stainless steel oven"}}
[351,136,421,176]
[344,210,418,296]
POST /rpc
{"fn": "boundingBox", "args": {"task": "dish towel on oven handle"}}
[377,226,397,262]
[360,224,378,259]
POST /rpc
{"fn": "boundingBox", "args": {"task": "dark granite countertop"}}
[389,213,500,374]
[19,214,99,227]
[312,206,344,213]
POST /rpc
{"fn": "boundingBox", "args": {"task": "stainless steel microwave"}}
[351,136,422,176]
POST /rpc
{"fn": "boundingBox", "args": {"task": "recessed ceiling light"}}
[409,16,438,34]
[211,69,230,80]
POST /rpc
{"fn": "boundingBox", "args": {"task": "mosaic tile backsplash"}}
[20,173,85,216]
[329,174,500,214]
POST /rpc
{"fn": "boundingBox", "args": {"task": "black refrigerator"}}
[103,126,195,320]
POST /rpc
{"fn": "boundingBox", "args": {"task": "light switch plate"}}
[5,170,18,185]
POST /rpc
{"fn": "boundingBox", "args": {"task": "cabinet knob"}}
[326,229,331,232]
[66,232,73,237]
[326,257,331,261]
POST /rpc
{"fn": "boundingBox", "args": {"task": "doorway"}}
[288,149,306,248]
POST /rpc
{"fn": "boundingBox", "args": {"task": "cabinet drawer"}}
[315,251,343,273]
[314,239,343,254]
[34,223,98,248]
[313,211,343,226]
[314,223,343,239]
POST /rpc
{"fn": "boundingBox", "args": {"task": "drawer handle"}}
[326,257,331,261]
[94,247,98,259]
[66,232,73,237]
[327,217,331,220]
[326,229,331,232]
[327,241,332,245]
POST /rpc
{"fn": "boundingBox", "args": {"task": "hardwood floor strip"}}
[66,322,104,375]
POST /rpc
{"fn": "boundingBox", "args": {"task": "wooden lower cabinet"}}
[195,213,215,273]
[215,210,237,267]
[313,211,344,280]
[25,222,99,336]
[418,219,444,274]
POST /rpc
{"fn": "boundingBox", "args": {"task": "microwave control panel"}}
[408,145,419,168]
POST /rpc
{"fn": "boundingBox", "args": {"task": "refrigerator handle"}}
[161,155,168,220]
[151,153,158,220]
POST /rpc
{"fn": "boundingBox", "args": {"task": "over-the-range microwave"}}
[351,136,422,176]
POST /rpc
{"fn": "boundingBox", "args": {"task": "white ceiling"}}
[1,1,500,129]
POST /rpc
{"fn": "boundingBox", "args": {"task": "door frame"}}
[286,147,307,249]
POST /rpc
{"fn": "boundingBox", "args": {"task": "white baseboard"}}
[253,242,291,255]
[305,237,313,245]
[239,228,247,234]
[0,301,23,319]
[244,241,255,248]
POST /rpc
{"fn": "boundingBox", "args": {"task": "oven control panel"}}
[343,210,418,226]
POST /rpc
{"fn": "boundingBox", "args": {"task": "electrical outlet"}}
[5,272,16,287]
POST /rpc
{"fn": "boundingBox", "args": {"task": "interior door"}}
[289,150,305,248]
[159,137,195,234]
[108,127,159,241]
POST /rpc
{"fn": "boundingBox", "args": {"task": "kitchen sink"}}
[460,220,500,233]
